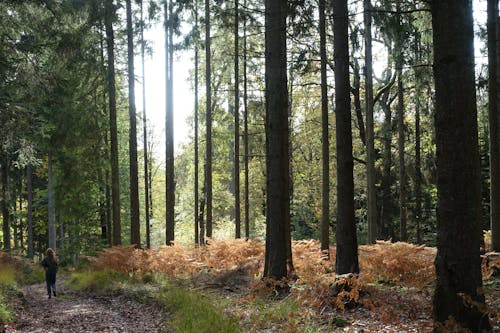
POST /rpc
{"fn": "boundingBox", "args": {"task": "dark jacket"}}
[42,257,58,273]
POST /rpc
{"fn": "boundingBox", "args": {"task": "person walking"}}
[41,248,58,299]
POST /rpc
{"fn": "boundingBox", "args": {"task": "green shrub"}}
[0,268,15,289]
[161,287,240,333]
[0,266,16,324]
[0,296,12,324]
[67,270,127,292]
[18,265,44,285]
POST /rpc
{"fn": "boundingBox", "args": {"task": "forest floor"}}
[6,277,166,333]
[2,241,499,332]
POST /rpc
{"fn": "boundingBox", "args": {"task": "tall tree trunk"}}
[243,0,250,240]
[165,0,175,245]
[364,0,377,244]
[126,0,140,247]
[1,157,10,251]
[98,167,107,241]
[415,79,422,244]
[234,0,241,239]
[47,152,56,250]
[397,74,407,242]
[100,24,112,245]
[414,35,423,245]
[105,0,121,245]
[105,159,112,244]
[27,165,34,258]
[380,93,392,240]
[319,0,330,254]
[13,179,18,249]
[488,0,500,252]
[199,185,206,245]
[140,0,151,249]
[18,178,23,251]
[396,1,407,242]
[286,48,295,277]
[263,0,292,281]
[205,0,213,239]
[333,0,359,275]
[58,214,64,250]
[352,61,366,146]
[194,0,200,245]
[431,1,491,331]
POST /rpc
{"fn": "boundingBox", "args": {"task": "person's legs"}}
[51,272,56,296]
[45,271,52,298]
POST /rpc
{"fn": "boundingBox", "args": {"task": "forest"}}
[0,0,499,332]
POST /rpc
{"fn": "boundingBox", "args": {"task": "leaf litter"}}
[4,240,499,332]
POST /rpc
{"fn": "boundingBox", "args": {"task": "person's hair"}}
[46,248,55,258]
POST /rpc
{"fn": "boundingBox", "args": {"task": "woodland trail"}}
[9,277,165,333]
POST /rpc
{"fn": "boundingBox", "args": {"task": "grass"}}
[161,287,240,333]
[0,266,16,324]
[17,264,45,285]
[0,268,15,288]
[66,269,128,292]
[245,296,306,332]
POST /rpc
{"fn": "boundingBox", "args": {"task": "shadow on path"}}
[10,277,165,333]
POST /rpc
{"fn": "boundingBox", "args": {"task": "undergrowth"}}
[162,287,240,333]
[68,270,240,333]
[79,240,498,331]
[0,266,16,324]
[0,252,44,285]
[0,253,46,326]
[67,270,128,293]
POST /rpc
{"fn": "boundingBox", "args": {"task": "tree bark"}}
[263,0,292,280]
[243,0,250,240]
[18,178,23,251]
[352,61,366,147]
[13,180,18,249]
[105,0,121,245]
[205,0,213,239]
[333,0,359,275]
[98,167,107,241]
[414,33,423,245]
[126,0,141,247]
[27,165,34,258]
[194,0,200,245]
[396,0,407,242]
[47,152,56,250]
[415,78,422,244]
[488,0,500,252]
[234,0,241,239]
[364,0,377,244]
[380,90,393,240]
[431,1,491,330]
[1,157,11,251]
[397,73,407,242]
[140,0,151,249]
[319,0,330,254]
[165,0,175,245]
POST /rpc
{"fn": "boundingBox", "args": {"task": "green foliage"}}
[14,263,44,286]
[66,270,128,292]
[0,266,16,324]
[330,315,349,328]
[253,296,300,324]
[291,205,317,240]
[161,287,240,333]
[0,297,11,325]
[0,267,16,289]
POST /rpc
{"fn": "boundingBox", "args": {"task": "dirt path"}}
[9,278,166,333]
